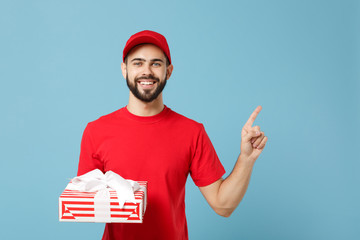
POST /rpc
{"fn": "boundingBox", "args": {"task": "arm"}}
[77,123,104,176]
[199,106,268,217]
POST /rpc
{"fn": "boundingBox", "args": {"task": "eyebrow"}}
[150,58,164,63]
[130,58,164,63]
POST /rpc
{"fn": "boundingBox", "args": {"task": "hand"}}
[240,106,268,162]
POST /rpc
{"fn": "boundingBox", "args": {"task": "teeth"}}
[140,82,154,85]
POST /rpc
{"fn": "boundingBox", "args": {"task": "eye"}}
[133,62,142,66]
[152,62,161,67]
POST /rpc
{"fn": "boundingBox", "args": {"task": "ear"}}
[121,62,127,79]
[166,64,174,80]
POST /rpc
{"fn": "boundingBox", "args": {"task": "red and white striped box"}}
[59,181,147,223]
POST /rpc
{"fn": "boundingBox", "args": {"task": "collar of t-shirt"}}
[119,105,170,123]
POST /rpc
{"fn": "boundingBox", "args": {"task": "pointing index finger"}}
[245,105,262,128]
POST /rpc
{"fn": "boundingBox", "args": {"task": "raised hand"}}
[240,106,268,162]
[198,106,269,217]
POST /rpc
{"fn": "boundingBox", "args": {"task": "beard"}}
[126,73,167,103]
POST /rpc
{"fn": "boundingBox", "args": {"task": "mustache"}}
[135,75,159,82]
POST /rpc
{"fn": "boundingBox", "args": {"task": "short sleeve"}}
[190,124,226,187]
[77,123,104,176]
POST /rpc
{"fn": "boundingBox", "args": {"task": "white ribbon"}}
[66,169,141,221]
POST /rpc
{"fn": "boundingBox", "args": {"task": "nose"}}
[141,63,153,76]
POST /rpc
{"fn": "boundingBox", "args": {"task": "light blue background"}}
[1,0,359,239]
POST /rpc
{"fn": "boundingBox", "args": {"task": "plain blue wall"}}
[1,0,359,239]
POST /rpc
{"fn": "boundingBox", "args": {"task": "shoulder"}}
[86,108,122,129]
[167,107,205,132]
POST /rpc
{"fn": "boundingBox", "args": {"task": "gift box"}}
[59,170,147,223]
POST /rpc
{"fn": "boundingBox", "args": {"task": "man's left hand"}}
[240,105,268,162]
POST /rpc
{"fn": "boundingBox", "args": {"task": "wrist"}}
[238,154,256,168]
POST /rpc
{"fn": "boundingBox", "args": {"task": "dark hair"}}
[124,55,170,67]
[124,44,170,66]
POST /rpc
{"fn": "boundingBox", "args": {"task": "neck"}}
[126,92,165,116]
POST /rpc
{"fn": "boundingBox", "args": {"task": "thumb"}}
[242,128,260,142]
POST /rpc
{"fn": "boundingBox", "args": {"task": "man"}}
[77,30,268,240]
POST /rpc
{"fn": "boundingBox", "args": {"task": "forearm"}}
[216,154,255,216]
[200,106,267,217]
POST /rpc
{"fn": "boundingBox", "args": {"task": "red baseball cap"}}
[123,30,171,64]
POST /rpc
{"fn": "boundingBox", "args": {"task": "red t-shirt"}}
[77,105,225,240]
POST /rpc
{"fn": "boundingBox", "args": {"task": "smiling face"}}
[122,44,173,103]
